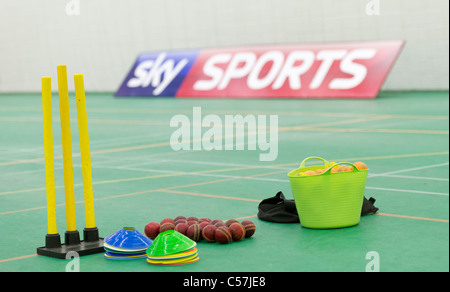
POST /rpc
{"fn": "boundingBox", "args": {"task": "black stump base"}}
[37,228,104,259]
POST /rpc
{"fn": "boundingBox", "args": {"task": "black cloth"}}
[257,191,379,223]
[361,196,379,216]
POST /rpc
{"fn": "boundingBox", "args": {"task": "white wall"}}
[0,0,448,92]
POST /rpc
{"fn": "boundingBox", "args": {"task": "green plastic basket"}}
[287,157,368,229]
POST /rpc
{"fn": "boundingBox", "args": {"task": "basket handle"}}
[323,162,360,174]
[299,157,329,168]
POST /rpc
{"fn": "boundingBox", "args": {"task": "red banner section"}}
[177,41,404,99]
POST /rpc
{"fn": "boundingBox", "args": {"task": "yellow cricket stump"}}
[74,74,96,229]
[37,65,103,258]
[41,76,58,235]
[57,64,77,233]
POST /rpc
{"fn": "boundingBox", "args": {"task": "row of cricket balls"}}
[144,216,256,244]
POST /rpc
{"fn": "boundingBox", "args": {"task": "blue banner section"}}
[115,49,200,97]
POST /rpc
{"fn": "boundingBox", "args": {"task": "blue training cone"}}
[104,227,152,260]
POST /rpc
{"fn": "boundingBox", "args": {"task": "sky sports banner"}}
[115,41,404,99]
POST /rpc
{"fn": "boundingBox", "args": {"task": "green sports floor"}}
[0,91,448,272]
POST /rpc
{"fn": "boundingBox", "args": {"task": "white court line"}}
[113,165,449,197]
[0,151,186,178]
[365,186,448,196]
[112,166,288,183]
[1,155,448,197]
[368,162,449,178]
[152,159,293,170]
[0,132,169,161]
[4,156,448,184]
[380,174,448,182]
[118,159,449,181]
